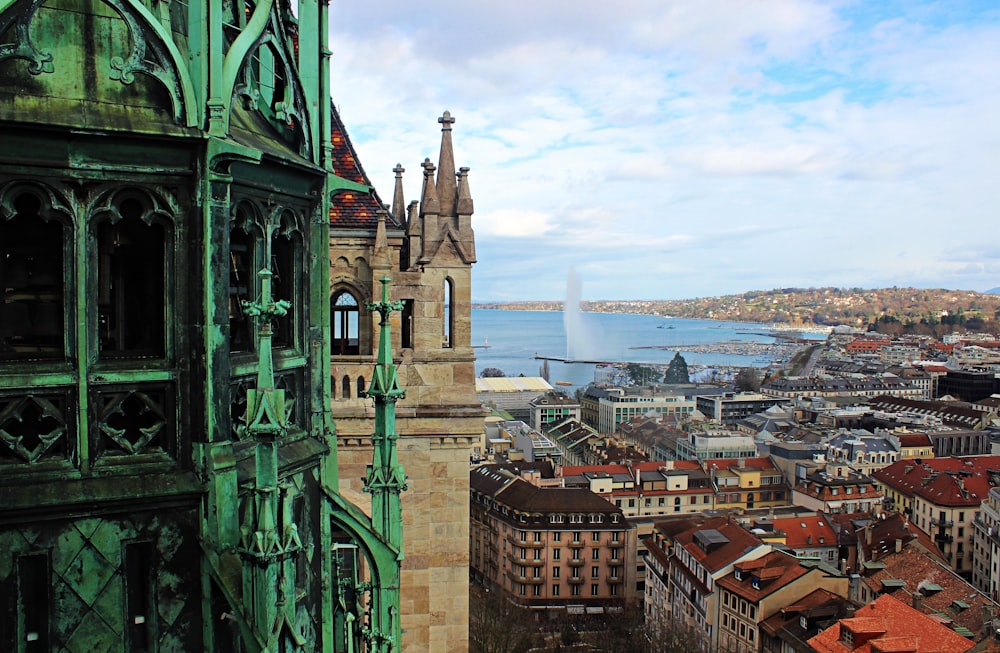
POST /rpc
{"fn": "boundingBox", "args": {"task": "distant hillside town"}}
[470,323,1000,652]
[477,286,1000,334]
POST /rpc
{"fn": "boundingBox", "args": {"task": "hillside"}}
[475,287,1000,333]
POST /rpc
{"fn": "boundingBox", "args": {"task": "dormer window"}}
[752,577,761,590]
[799,615,808,630]
[734,569,743,581]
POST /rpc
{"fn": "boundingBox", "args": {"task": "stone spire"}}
[456,166,477,263]
[373,209,392,271]
[417,158,438,264]
[435,111,457,217]
[390,163,406,226]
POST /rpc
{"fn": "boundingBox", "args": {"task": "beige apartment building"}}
[873,455,1000,578]
[470,465,637,616]
[716,551,848,653]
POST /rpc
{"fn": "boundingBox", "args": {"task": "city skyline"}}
[330,1,1000,302]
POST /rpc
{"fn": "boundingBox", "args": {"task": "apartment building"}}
[972,487,1000,602]
[696,392,788,426]
[597,388,696,435]
[561,461,714,519]
[792,469,884,515]
[716,551,848,653]
[529,392,582,431]
[758,515,840,564]
[667,516,771,650]
[759,588,858,653]
[708,457,791,512]
[762,376,926,401]
[873,456,1000,578]
[469,465,636,616]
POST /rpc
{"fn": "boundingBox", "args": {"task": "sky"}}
[327,1,1000,303]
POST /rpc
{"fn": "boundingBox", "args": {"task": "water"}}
[472,309,824,391]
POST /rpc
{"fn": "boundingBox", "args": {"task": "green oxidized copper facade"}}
[0,0,404,651]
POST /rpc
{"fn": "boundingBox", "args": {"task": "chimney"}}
[895,537,902,553]
[913,592,924,612]
[865,524,872,546]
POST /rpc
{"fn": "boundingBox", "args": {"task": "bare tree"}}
[469,586,536,653]
[585,602,708,653]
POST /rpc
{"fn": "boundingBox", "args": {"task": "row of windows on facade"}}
[517,530,623,543]
[514,564,622,579]
[0,188,457,363]
[516,583,620,598]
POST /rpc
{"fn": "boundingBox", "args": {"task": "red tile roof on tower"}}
[328,105,394,230]
[807,594,974,653]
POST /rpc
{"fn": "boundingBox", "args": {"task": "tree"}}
[480,367,506,378]
[664,353,689,384]
[734,367,760,392]
[626,363,662,385]
[470,586,535,653]
[584,602,709,653]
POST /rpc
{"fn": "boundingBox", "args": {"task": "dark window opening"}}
[1,193,64,361]
[124,541,155,651]
[443,278,453,348]
[229,213,257,353]
[341,375,351,399]
[18,553,49,651]
[357,376,365,396]
[331,291,359,355]
[97,217,165,358]
[401,299,414,349]
[271,225,298,350]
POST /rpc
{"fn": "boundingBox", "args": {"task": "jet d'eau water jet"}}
[563,268,597,361]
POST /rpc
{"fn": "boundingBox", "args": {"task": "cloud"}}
[329,1,1000,301]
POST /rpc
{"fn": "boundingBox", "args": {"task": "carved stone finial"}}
[438,110,455,130]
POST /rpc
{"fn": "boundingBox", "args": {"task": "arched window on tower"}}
[341,375,351,399]
[229,204,259,353]
[331,290,360,355]
[357,376,365,396]
[271,211,300,349]
[0,190,65,361]
[443,278,454,348]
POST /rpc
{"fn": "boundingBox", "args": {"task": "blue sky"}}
[328,1,1000,302]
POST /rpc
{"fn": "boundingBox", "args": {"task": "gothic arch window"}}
[356,376,365,396]
[0,187,68,361]
[443,277,454,348]
[341,375,351,399]
[229,202,262,353]
[331,289,360,355]
[94,191,168,359]
[271,210,301,350]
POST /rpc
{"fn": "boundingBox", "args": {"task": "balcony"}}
[568,540,585,548]
[568,558,585,567]
[508,535,546,548]
[607,557,624,566]
[607,576,624,584]
[567,576,585,584]
[508,572,545,585]
[607,539,625,549]
[934,518,955,528]
[935,532,954,544]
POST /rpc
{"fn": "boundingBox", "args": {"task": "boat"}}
[554,381,572,386]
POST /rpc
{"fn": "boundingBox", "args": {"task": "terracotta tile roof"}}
[859,545,999,639]
[807,594,975,653]
[673,516,765,573]
[328,105,393,230]
[760,588,856,641]
[770,515,838,549]
[872,456,1000,508]
[856,513,946,564]
[717,550,813,601]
